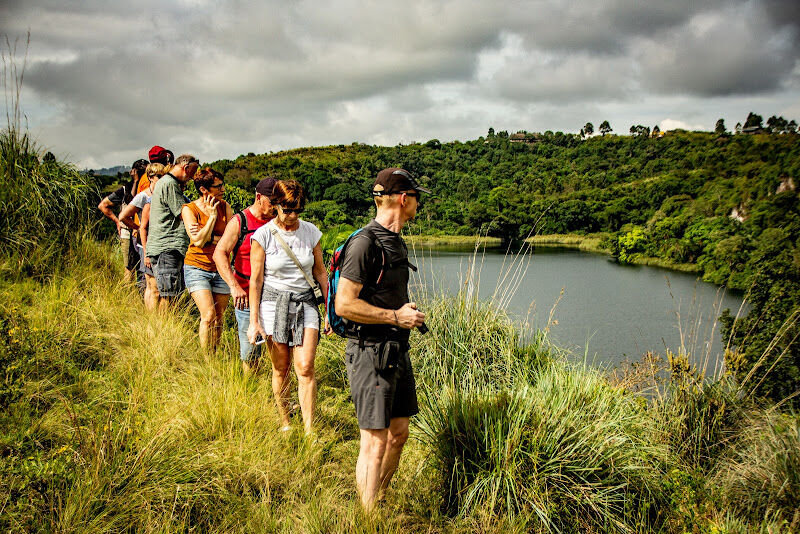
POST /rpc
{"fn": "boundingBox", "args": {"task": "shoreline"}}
[406,233,701,274]
[527,233,701,273]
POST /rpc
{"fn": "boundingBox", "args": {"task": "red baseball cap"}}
[148,145,170,164]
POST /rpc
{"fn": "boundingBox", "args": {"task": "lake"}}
[407,245,746,371]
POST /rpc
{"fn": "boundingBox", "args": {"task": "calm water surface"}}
[408,246,746,370]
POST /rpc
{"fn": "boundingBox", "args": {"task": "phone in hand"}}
[254,334,266,345]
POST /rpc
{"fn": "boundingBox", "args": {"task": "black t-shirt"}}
[106,180,136,207]
[340,219,411,340]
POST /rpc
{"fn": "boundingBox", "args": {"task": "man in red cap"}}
[335,167,429,511]
[138,146,174,194]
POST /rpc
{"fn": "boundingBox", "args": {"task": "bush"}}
[0,127,94,277]
[714,412,800,527]
[417,363,667,531]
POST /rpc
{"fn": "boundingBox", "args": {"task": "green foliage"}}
[417,364,667,531]
[0,127,95,277]
[714,412,800,527]
[617,226,647,263]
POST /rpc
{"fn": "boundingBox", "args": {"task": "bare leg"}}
[268,340,292,428]
[357,428,388,512]
[189,289,216,349]
[379,417,410,495]
[292,328,318,434]
[211,293,230,351]
[144,274,160,311]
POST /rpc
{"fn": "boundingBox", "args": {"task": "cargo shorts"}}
[344,338,419,429]
[149,250,185,297]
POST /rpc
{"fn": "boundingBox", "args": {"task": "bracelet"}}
[393,310,399,326]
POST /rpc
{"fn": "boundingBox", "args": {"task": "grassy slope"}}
[2,238,799,532]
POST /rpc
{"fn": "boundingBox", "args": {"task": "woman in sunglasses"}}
[247,180,329,435]
[181,168,233,351]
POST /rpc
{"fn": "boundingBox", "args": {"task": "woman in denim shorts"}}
[181,168,233,350]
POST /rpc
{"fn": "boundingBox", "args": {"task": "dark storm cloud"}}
[636,3,800,96]
[1,0,798,167]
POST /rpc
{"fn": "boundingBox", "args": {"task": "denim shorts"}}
[183,264,231,295]
[234,306,261,362]
[136,244,154,276]
[149,250,185,297]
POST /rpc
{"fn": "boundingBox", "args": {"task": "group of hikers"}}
[98,147,429,510]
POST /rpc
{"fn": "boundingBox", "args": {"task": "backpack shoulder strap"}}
[355,226,389,288]
[230,211,251,264]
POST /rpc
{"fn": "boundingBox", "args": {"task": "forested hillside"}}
[209,118,800,406]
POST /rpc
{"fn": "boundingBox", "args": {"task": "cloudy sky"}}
[2,0,799,169]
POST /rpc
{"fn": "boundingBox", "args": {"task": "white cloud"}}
[659,118,705,131]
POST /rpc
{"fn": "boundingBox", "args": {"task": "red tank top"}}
[233,208,270,292]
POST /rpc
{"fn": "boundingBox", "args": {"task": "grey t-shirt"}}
[146,174,190,257]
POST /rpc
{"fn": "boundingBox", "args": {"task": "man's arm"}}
[335,278,424,329]
[98,196,122,234]
[118,203,140,231]
[213,215,248,309]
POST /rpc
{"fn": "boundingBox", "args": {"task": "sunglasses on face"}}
[279,206,303,215]
[208,182,225,190]
[403,191,420,199]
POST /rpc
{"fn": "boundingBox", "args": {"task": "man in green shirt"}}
[147,153,199,307]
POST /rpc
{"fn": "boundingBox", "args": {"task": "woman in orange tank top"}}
[181,168,233,351]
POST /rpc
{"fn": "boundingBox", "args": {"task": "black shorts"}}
[126,236,140,271]
[344,339,418,429]
[149,250,185,297]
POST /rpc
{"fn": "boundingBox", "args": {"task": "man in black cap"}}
[98,159,148,281]
[335,167,430,511]
[213,177,278,373]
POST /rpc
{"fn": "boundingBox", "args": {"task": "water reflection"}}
[408,245,746,371]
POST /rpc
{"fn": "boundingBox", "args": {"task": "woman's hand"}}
[322,316,333,336]
[247,320,267,345]
[198,194,219,218]
[144,256,152,269]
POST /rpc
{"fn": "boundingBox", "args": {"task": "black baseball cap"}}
[256,176,278,196]
[372,167,431,196]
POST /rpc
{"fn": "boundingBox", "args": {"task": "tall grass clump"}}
[653,352,747,470]
[412,293,552,391]
[714,411,800,529]
[417,362,667,532]
[1,35,95,277]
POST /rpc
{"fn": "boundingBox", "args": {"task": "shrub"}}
[417,363,667,532]
[714,412,800,528]
[0,127,94,277]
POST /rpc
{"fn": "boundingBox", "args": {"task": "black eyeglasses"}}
[280,206,303,214]
[403,191,420,199]
[208,182,225,189]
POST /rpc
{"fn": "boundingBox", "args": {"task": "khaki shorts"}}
[344,339,418,429]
